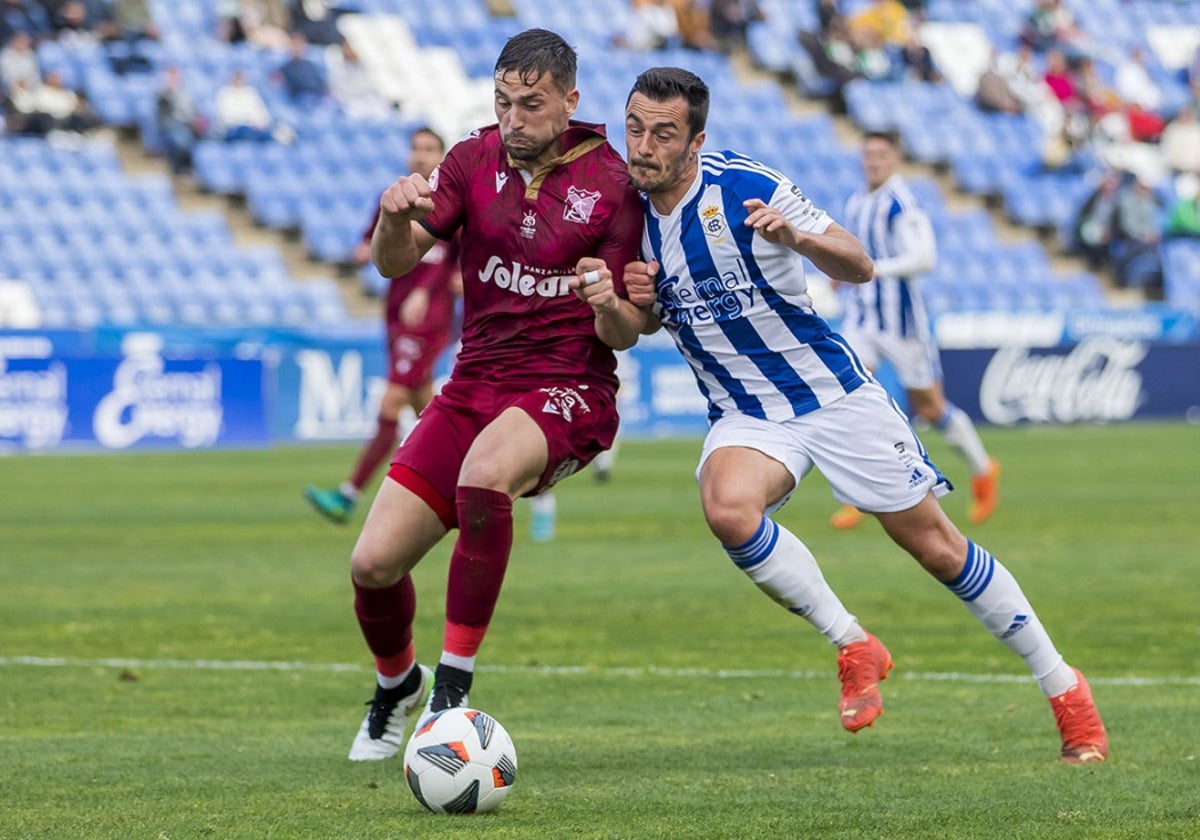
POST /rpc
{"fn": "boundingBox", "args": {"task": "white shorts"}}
[697,381,951,515]
[841,328,942,391]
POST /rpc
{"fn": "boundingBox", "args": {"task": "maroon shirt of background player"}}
[418,119,643,391]
[361,205,459,389]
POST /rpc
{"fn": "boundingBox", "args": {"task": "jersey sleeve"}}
[595,182,644,298]
[771,180,833,235]
[418,139,470,240]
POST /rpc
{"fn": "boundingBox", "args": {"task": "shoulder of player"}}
[700,150,801,205]
[446,124,501,158]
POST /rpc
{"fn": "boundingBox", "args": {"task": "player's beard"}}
[629,149,690,195]
[503,131,554,162]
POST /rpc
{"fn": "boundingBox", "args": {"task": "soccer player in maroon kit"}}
[346,29,646,761]
[304,127,460,525]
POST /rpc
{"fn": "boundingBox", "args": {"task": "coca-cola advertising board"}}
[942,339,1200,425]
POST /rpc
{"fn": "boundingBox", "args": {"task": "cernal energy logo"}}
[979,339,1147,425]
[93,334,223,449]
[0,355,67,449]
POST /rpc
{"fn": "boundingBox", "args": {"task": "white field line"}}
[0,655,1196,688]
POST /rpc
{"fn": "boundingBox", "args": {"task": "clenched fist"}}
[380,173,435,224]
[623,259,659,308]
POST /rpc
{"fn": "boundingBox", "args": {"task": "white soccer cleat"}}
[348,665,432,761]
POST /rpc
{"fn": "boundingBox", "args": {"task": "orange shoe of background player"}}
[1050,668,1109,764]
[968,458,1001,525]
[830,504,865,530]
[836,633,893,732]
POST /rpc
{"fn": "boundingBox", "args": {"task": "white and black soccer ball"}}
[403,708,517,814]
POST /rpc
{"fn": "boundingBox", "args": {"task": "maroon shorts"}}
[386,327,451,390]
[387,377,618,528]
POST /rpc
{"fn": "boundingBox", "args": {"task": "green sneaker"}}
[304,484,354,524]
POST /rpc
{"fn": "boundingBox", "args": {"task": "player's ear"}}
[690,130,705,157]
[564,87,580,118]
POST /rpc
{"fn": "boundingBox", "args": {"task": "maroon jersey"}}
[418,120,643,390]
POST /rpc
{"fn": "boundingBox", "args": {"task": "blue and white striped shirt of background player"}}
[839,172,938,341]
[640,149,875,424]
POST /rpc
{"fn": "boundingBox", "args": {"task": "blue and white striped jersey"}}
[840,174,936,341]
[641,150,870,424]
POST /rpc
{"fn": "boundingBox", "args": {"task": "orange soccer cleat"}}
[836,633,894,732]
[968,458,1001,525]
[1050,668,1109,763]
[830,504,865,530]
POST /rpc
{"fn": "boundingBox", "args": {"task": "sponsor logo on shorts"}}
[539,385,592,423]
[545,458,580,488]
[907,468,925,489]
[478,257,573,298]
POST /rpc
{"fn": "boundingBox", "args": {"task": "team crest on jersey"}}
[563,185,601,224]
[701,204,726,238]
[521,209,537,239]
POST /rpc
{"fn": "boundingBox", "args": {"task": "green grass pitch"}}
[2,422,1198,839]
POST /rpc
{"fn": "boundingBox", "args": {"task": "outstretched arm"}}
[743,198,874,284]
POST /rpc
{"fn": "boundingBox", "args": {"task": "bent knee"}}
[703,500,763,547]
[350,542,406,588]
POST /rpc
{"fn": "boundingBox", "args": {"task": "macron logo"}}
[495,171,509,192]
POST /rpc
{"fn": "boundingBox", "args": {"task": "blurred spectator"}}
[670,0,716,50]
[101,0,158,74]
[1071,169,1123,269]
[709,0,763,52]
[0,29,39,92]
[848,0,911,48]
[326,39,389,120]
[1042,49,1080,109]
[896,28,938,83]
[288,0,342,46]
[4,68,99,136]
[850,28,894,81]
[1112,174,1164,292]
[1164,174,1200,238]
[614,0,680,51]
[216,0,290,49]
[48,1,102,45]
[1114,47,1163,114]
[214,68,278,141]
[1019,0,1083,55]
[155,65,206,173]
[1161,105,1200,176]
[0,0,51,44]
[275,31,328,107]
[798,10,862,110]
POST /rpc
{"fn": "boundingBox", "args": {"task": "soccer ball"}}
[403,708,518,814]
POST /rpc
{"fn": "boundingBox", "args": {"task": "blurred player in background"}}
[345,29,645,761]
[830,131,999,530]
[304,127,460,525]
[621,67,1106,763]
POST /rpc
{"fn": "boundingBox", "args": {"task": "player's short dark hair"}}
[411,125,445,152]
[627,67,709,139]
[495,28,577,94]
[863,130,901,148]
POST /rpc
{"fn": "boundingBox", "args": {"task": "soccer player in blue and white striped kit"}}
[619,67,1106,762]
[830,130,999,531]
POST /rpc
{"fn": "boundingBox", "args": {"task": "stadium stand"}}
[0,0,1197,331]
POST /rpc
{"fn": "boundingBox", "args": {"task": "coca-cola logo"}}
[979,339,1147,425]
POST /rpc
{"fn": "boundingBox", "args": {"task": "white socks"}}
[725,517,861,647]
[937,403,991,476]
[946,541,1077,696]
